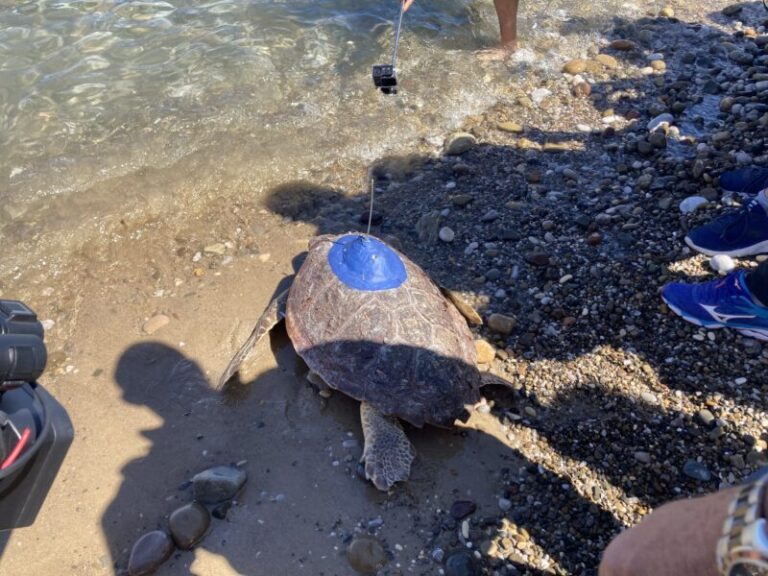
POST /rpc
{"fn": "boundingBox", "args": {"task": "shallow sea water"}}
[0,0,641,274]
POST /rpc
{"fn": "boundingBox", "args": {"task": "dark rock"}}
[702,80,721,95]
[451,194,474,207]
[212,501,232,520]
[574,214,593,229]
[359,211,383,226]
[445,551,477,576]
[524,252,550,267]
[637,140,654,156]
[128,531,174,576]
[722,4,743,16]
[347,536,388,574]
[450,500,477,520]
[485,268,501,281]
[169,502,210,550]
[192,465,247,504]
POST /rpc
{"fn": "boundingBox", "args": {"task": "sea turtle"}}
[219,233,505,491]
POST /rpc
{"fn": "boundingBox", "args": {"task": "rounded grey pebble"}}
[682,460,712,482]
[192,465,247,504]
[169,502,210,550]
[128,531,174,576]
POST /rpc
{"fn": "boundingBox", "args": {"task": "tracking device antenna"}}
[372,0,406,95]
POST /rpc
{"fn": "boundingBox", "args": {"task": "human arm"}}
[599,485,767,576]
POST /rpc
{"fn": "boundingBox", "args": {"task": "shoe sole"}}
[663,297,768,341]
[685,235,768,258]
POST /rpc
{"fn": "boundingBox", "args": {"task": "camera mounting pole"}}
[390,0,405,69]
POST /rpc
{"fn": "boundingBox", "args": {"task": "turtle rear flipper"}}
[218,288,290,389]
[360,402,415,491]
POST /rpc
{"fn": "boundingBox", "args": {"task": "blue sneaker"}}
[685,197,768,257]
[662,270,768,340]
[719,167,768,195]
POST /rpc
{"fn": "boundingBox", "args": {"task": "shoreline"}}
[3,2,768,575]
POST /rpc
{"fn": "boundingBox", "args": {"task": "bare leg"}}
[494,0,519,50]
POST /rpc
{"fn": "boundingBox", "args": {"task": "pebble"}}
[498,498,512,511]
[439,227,455,242]
[445,551,477,576]
[142,314,170,335]
[595,54,619,68]
[710,255,736,275]
[696,409,716,427]
[204,243,226,255]
[735,377,747,385]
[682,460,712,482]
[169,503,210,550]
[679,196,708,214]
[192,464,247,504]
[497,121,524,133]
[127,531,174,576]
[444,133,477,156]
[722,3,742,16]
[488,313,516,335]
[634,451,651,464]
[531,88,552,105]
[347,536,388,574]
[474,340,496,365]
[450,500,477,520]
[480,209,499,222]
[609,39,635,51]
[647,113,674,133]
[562,59,587,74]
[432,548,445,563]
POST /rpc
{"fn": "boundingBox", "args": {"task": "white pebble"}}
[648,113,674,133]
[445,181,456,189]
[439,227,455,243]
[710,254,736,275]
[735,377,747,385]
[41,319,55,331]
[679,196,708,214]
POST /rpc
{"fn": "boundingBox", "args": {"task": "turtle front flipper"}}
[360,402,415,491]
[217,288,290,390]
[438,285,483,326]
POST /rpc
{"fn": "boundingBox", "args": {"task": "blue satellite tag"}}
[328,235,407,291]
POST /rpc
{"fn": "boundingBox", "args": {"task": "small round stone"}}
[439,227,455,242]
[679,196,708,214]
[474,340,496,365]
[682,460,712,482]
[128,531,174,576]
[169,502,210,550]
